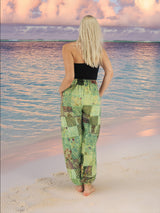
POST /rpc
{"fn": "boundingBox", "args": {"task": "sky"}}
[1,0,160,41]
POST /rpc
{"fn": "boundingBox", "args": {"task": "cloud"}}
[1,0,160,28]
[116,0,160,28]
[0,0,119,25]
[1,0,41,24]
[135,0,156,10]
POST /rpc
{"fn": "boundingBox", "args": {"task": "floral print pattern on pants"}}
[60,79,101,185]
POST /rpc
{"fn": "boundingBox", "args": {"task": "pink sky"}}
[1,0,160,41]
[1,0,160,27]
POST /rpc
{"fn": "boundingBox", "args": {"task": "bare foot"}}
[75,184,84,192]
[83,184,95,196]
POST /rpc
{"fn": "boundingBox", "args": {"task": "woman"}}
[59,15,113,196]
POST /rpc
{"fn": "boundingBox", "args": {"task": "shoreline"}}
[2,111,160,174]
[2,134,160,193]
[1,111,160,212]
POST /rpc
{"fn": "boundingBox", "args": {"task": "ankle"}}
[84,183,92,185]
[84,183,93,188]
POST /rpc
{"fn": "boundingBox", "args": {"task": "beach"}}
[1,112,160,213]
[1,41,160,212]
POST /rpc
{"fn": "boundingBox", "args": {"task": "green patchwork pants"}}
[60,79,101,185]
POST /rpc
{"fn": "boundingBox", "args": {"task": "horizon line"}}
[1,39,160,43]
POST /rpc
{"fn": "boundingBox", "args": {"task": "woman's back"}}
[63,41,112,72]
[68,41,87,64]
[65,41,100,80]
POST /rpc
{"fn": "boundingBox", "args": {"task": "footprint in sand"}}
[2,171,91,213]
[39,172,82,200]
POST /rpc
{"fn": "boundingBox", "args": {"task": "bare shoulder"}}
[62,43,70,51]
[62,43,72,58]
[62,42,76,50]
[101,47,109,58]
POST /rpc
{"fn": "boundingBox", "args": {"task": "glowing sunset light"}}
[137,128,157,137]
[1,0,160,41]
[135,0,156,11]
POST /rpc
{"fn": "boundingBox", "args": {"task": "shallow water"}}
[1,41,160,147]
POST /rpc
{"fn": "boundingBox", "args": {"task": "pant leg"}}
[60,80,83,185]
[81,80,101,184]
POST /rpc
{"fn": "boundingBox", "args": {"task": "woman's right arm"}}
[59,43,74,97]
[99,47,113,97]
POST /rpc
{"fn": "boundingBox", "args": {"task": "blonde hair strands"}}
[76,15,103,68]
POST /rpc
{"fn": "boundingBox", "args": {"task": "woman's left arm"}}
[59,44,74,97]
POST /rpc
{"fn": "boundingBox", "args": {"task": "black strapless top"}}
[74,63,99,80]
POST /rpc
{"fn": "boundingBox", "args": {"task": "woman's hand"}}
[60,91,63,98]
[59,88,63,98]
[59,92,63,98]
[99,90,103,98]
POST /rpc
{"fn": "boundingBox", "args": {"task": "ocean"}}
[1,41,160,149]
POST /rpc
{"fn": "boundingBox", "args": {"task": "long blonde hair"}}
[76,15,103,68]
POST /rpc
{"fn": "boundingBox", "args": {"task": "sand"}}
[1,112,160,213]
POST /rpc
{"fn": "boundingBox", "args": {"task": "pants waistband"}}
[73,78,97,86]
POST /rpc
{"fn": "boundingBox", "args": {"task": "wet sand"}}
[1,112,160,213]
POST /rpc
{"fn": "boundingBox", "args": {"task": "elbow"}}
[65,75,74,84]
[110,72,114,80]
[111,71,114,78]
[104,69,114,78]
[109,68,114,78]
